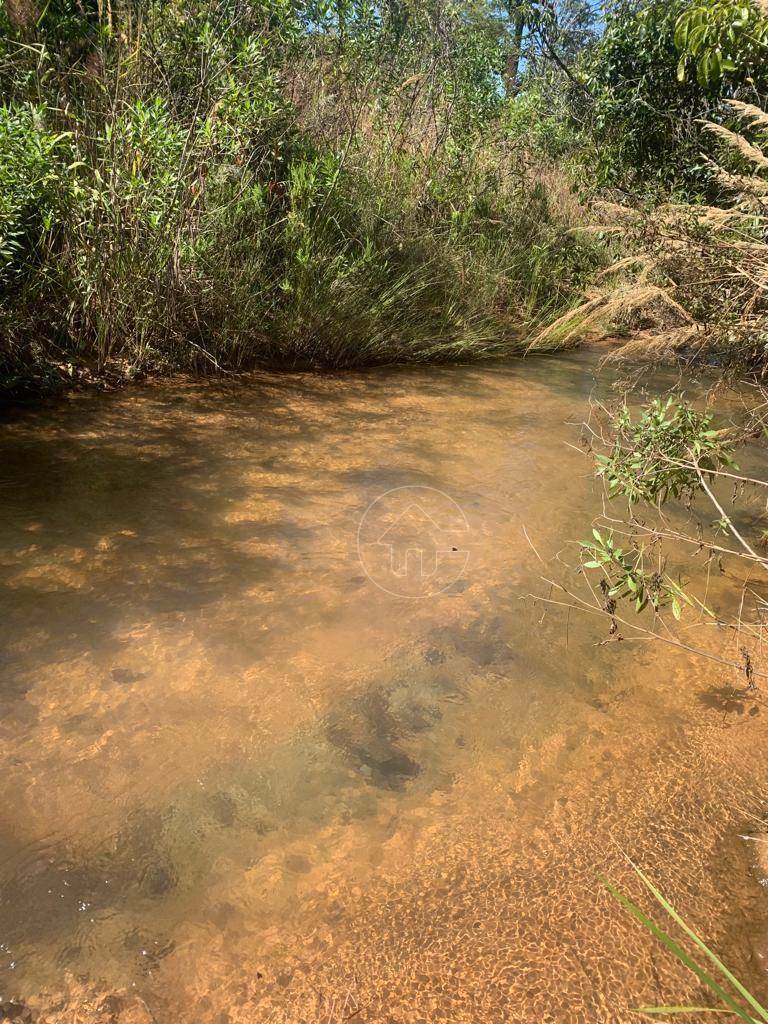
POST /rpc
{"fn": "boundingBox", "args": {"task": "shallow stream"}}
[1,354,767,1023]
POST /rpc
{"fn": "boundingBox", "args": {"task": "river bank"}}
[0,335,674,405]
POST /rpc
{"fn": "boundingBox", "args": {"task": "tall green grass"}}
[0,0,602,393]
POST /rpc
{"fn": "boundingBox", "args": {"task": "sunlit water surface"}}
[1,354,768,1023]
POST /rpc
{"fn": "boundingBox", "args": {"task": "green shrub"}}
[0,104,72,289]
[580,0,768,196]
[0,0,602,392]
[581,0,714,195]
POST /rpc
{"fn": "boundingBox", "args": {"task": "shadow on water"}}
[4,353,766,1022]
[0,358,606,962]
[0,358,595,704]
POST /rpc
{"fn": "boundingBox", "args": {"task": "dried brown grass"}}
[533,101,768,365]
[526,250,692,352]
[699,121,768,172]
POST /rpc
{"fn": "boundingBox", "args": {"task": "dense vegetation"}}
[0,0,767,392]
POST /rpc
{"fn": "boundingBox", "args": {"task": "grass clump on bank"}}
[544,0,768,368]
[0,1,602,394]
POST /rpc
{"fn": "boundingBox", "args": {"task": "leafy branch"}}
[582,527,699,620]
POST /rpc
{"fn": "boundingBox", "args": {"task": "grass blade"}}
[630,862,768,1024]
[603,879,757,1022]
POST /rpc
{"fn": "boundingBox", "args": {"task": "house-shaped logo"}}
[376,502,462,578]
[357,485,470,598]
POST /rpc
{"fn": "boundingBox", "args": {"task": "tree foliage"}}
[581,0,718,192]
[578,0,768,192]
[674,0,768,89]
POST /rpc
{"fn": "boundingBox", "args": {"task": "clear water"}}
[1,355,767,1023]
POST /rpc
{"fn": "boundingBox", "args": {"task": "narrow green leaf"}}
[674,14,690,48]
[602,879,755,1022]
[632,865,768,1023]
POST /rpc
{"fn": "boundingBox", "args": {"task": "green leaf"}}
[603,879,757,1023]
[674,14,690,48]
[631,866,768,1024]
[693,29,711,60]
[710,49,722,81]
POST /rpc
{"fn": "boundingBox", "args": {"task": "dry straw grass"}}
[528,101,768,365]
[699,120,768,172]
